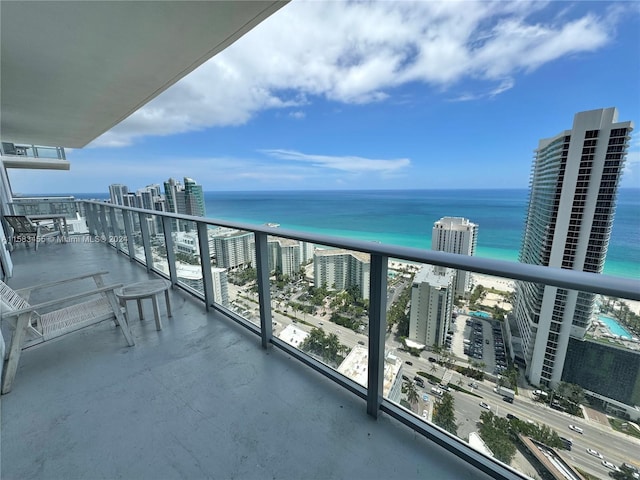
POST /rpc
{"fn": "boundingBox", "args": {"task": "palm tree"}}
[402,380,419,412]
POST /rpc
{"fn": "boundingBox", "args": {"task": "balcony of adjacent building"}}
[0,142,70,171]
[2,199,638,480]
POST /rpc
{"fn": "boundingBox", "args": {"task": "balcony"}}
[2,201,638,480]
[0,143,69,171]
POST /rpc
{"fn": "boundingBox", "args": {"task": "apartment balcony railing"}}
[9,196,78,218]
[0,142,66,160]
[7,198,635,479]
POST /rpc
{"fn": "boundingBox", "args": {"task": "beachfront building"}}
[313,249,370,300]
[108,183,167,234]
[108,184,128,206]
[137,184,166,235]
[174,231,199,256]
[431,216,478,297]
[271,237,302,277]
[300,241,315,263]
[212,229,254,270]
[513,108,633,388]
[408,265,455,348]
[163,177,206,232]
[337,345,403,403]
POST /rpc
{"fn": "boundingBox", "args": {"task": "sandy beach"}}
[471,273,640,315]
[390,260,639,315]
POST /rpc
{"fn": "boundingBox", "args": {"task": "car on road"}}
[468,382,478,389]
[568,424,584,434]
[586,448,603,459]
[428,357,437,362]
[358,341,365,345]
[405,361,413,366]
[506,413,518,421]
[479,402,491,410]
[602,461,619,471]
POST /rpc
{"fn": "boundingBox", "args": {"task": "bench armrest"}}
[14,271,109,296]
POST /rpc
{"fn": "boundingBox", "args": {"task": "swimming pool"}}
[599,315,633,339]
[470,311,491,319]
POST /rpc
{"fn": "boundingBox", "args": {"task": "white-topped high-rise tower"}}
[432,217,478,296]
[513,108,633,388]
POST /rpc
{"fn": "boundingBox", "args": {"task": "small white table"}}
[116,280,172,331]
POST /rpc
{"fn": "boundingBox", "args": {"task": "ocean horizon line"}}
[14,186,640,197]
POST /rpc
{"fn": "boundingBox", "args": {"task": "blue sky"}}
[9,0,640,195]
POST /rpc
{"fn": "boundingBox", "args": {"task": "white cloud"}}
[91,1,619,147]
[261,149,410,173]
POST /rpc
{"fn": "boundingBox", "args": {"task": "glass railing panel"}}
[101,208,117,248]
[130,212,146,265]
[10,197,77,218]
[216,227,258,325]
[170,220,205,298]
[109,209,128,254]
[148,214,169,277]
[271,241,371,382]
[3,144,65,159]
[382,262,639,478]
[384,258,420,417]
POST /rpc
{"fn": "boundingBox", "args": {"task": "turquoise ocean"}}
[76,189,639,280]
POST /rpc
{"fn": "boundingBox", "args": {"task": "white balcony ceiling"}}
[0,1,287,148]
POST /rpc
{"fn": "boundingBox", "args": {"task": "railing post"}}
[367,253,388,418]
[254,232,273,349]
[139,212,153,272]
[197,222,214,310]
[121,210,136,261]
[162,216,178,285]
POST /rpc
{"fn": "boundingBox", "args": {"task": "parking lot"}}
[452,314,508,374]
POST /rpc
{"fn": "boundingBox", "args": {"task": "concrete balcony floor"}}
[2,241,493,480]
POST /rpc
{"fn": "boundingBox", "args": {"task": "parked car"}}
[405,361,413,366]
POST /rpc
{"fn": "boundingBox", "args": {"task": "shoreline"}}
[390,261,640,316]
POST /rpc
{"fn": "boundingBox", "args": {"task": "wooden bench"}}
[0,271,134,393]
